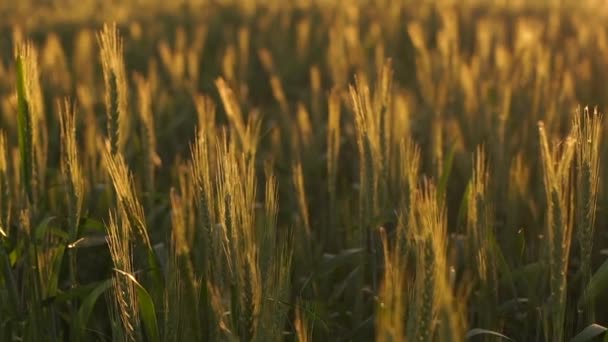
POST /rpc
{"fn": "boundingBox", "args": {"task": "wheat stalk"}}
[295,301,312,342]
[293,161,312,239]
[0,131,10,238]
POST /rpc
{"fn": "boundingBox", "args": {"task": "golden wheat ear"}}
[106,210,140,341]
[57,99,84,233]
[98,23,130,155]
[133,73,161,204]
[538,121,576,342]
[102,141,152,250]
[572,107,602,321]
[15,41,46,204]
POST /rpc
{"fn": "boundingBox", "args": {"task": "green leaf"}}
[78,217,106,235]
[570,324,607,342]
[497,297,529,315]
[299,300,330,332]
[8,238,26,266]
[329,265,360,301]
[488,232,517,298]
[437,145,455,203]
[146,247,165,307]
[71,279,112,342]
[580,258,608,306]
[500,262,545,288]
[114,268,160,342]
[34,216,58,242]
[43,280,108,306]
[465,328,513,341]
[47,245,66,297]
[47,227,70,241]
[0,243,20,318]
[320,248,364,277]
[456,182,471,229]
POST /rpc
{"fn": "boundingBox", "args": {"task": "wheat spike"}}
[102,142,152,250]
[98,23,130,154]
[107,210,140,341]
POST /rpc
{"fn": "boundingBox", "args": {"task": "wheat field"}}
[1,1,608,341]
